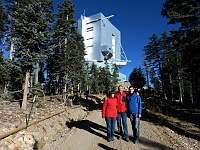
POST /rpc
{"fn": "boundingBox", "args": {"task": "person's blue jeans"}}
[117,112,129,138]
[105,117,116,140]
[130,114,140,140]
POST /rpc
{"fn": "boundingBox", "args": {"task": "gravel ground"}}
[0,95,199,150]
[42,109,200,150]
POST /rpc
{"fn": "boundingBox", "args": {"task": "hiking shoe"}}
[122,137,129,142]
[107,139,111,142]
[125,138,129,142]
[134,139,139,144]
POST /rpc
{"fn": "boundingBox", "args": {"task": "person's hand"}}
[138,114,141,118]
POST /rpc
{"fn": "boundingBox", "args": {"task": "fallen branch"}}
[0,105,81,139]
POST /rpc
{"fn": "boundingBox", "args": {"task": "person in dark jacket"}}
[102,91,117,142]
[126,86,142,144]
[115,85,129,141]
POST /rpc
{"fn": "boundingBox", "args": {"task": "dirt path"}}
[42,109,200,150]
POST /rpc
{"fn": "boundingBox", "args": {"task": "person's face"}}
[119,86,123,93]
[129,87,134,94]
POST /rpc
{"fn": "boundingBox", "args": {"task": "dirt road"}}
[42,109,199,150]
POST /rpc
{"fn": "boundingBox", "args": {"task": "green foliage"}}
[0,0,8,88]
[89,63,99,94]
[111,64,119,90]
[87,62,118,94]
[128,66,146,89]
[0,0,120,98]
[6,0,54,71]
[46,0,85,95]
[143,0,200,103]
[149,68,161,91]
[0,0,7,38]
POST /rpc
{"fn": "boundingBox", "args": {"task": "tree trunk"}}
[3,82,8,94]
[190,82,193,104]
[22,71,30,110]
[169,73,174,101]
[56,73,59,94]
[62,74,68,104]
[178,72,183,103]
[10,37,15,61]
[35,61,39,85]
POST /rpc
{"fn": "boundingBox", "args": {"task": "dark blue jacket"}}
[126,93,142,114]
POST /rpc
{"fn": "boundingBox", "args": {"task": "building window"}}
[87,27,93,32]
[87,45,93,48]
[112,34,115,59]
[86,37,93,40]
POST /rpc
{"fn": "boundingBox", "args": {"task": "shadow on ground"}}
[66,119,173,150]
[98,143,117,150]
[66,119,107,140]
[73,95,103,111]
[142,109,200,141]
[139,136,173,150]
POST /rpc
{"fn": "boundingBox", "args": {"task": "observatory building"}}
[77,13,129,82]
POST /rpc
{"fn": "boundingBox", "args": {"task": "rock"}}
[24,134,33,142]
[17,137,24,142]
[15,141,22,148]
[32,132,39,141]
[8,143,15,150]
[20,141,27,148]
[0,147,8,150]
[4,139,13,145]
[0,139,5,146]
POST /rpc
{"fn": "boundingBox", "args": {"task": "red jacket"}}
[115,92,127,113]
[102,97,117,118]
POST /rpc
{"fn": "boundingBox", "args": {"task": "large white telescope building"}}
[77,13,129,81]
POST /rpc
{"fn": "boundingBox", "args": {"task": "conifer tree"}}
[111,64,119,91]
[0,0,7,89]
[0,0,6,38]
[98,66,105,93]
[48,0,85,97]
[5,0,54,109]
[128,66,146,89]
[144,34,165,94]
[89,63,99,94]
[104,63,112,91]
[162,0,200,103]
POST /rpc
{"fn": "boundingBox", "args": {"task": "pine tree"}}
[6,0,54,109]
[48,0,85,97]
[128,66,146,89]
[159,31,175,100]
[144,34,165,94]
[0,0,6,38]
[111,64,119,91]
[161,0,200,103]
[89,63,99,94]
[0,0,7,90]
[149,67,161,92]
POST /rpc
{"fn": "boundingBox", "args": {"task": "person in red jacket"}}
[102,91,117,142]
[115,85,129,142]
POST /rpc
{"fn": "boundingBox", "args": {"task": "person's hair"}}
[129,86,134,90]
[134,88,139,93]
[118,85,123,91]
[109,91,115,96]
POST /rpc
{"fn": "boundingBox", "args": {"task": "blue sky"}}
[2,0,179,80]
[53,0,179,80]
